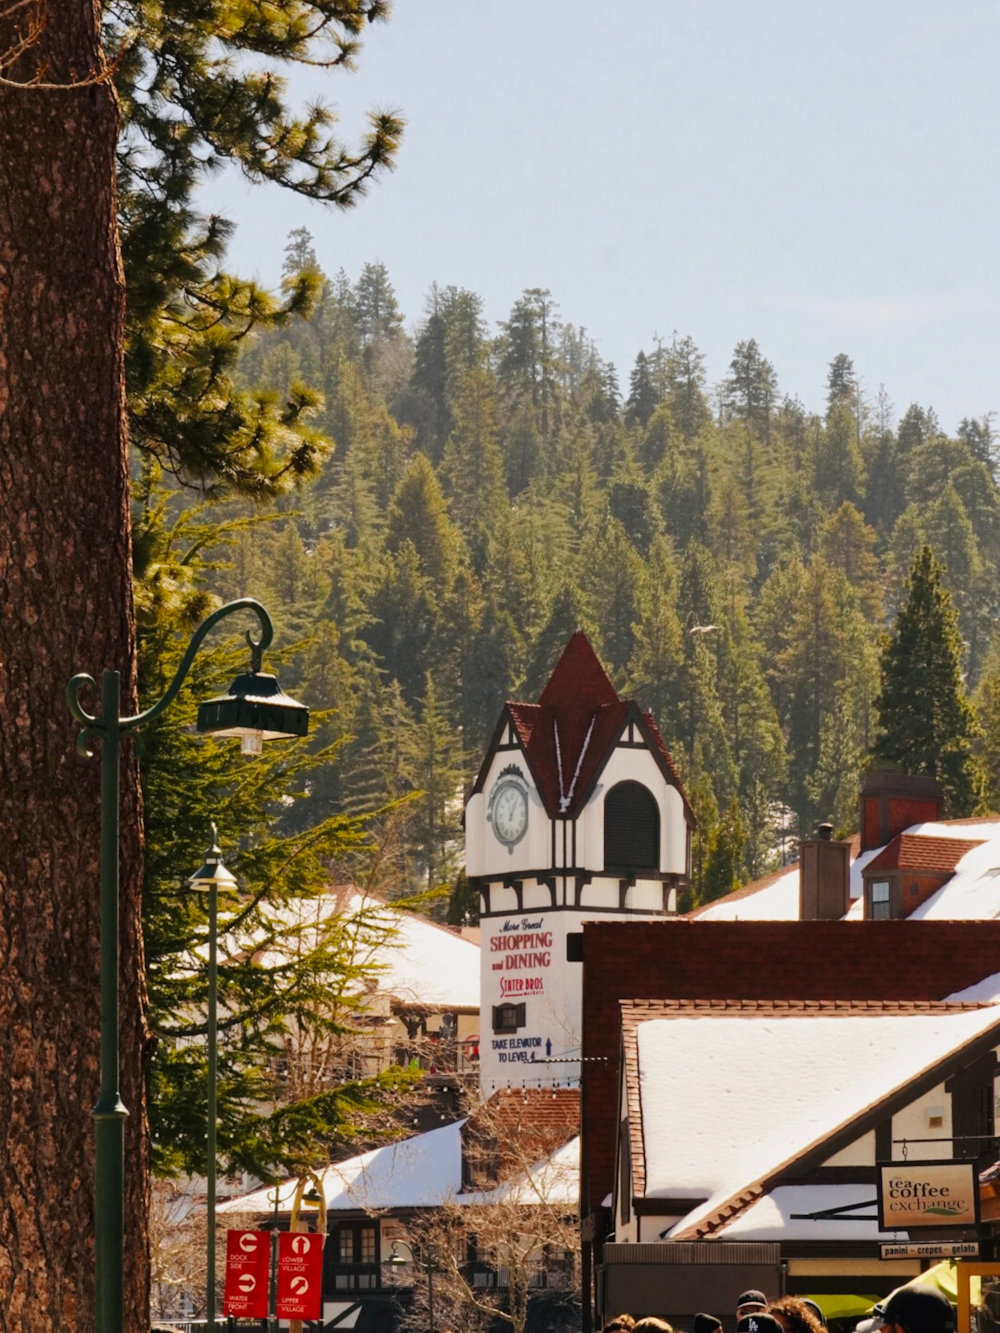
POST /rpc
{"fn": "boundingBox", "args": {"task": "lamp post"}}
[187,825,240,1333]
[66,598,309,1333]
[386,1240,437,1333]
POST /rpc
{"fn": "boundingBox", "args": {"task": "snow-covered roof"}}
[218,1122,579,1216]
[714,1184,905,1241]
[947,971,1000,1003]
[368,905,480,1010]
[624,1002,1000,1240]
[460,1135,579,1207]
[245,889,480,1011]
[699,819,1000,922]
[692,866,800,921]
[219,1120,467,1215]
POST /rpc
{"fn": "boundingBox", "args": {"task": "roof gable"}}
[469,631,693,821]
[618,999,1000,1240]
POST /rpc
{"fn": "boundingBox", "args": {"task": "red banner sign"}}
[276,1230,325,1321]
[224,1230,271,1319]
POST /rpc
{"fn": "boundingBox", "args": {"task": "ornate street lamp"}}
[66,599,308,1333]
[187,825,240,1333]
[385,1240,437,1333]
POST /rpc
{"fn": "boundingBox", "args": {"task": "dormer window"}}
[604,781,660,872]
[870,880,892,919]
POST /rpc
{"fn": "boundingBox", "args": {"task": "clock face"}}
[492,780,528,847]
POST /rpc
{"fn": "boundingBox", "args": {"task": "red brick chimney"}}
[860,771,943,853]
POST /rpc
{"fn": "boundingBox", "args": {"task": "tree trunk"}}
[0,0,149,1328]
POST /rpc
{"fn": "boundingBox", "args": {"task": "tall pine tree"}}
[873,546,980,815]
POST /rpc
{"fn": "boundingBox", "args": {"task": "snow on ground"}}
[716,1185,906,1241]
[630,1007,1000,1236]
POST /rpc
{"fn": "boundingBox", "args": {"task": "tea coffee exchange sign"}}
[877,1160,979,1231]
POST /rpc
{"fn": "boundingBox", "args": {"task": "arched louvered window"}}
[604,781,660,871]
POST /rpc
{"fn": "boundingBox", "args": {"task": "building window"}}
[604,781,660,871]
[870,880,892,919]
[492,1002,526,1034]
[335,1223,377,1265]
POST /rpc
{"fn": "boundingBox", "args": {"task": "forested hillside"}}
[190,227,1000,909]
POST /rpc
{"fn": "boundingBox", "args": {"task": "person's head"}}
[602,1318,636,1333]
[800,1302,827,1330]
[737,1292,769,1322]
[737,1314,785,1333]
[632,1319,674,1333]
[858,1286,956,1333]
[693,1315,723,1333]
[767,1298,826,1333]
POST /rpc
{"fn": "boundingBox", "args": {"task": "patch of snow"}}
[698,819,1000,923]
[241,890,480,1011]
[947,971,1000,1003]
[909,833,1000,920]
[694,868,800,921]
[460,1136,579,1207]
[632,1007,1000,1237]
[716,1185,906,1240]
[905,821,1000,841]
[218,1121,579,1217]
[219,1120,467,1214]
[849,847,882,898]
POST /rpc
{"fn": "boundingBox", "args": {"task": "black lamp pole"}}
[387,1241,436,1333]
[187,825,240,1333]
[67,599,309,1333]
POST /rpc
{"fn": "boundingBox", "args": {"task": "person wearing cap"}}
[737,1292,769,1322]
[738,1313,785,1333]
[694,1315,722,1333]
[856,1286,956,1333]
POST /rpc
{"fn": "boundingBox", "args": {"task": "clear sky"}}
[198,1,1000,431]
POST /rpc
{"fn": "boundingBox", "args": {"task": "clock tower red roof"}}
[537,629,620,711]
[471,630,693,824]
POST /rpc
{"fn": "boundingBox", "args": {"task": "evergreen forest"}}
[152,226,1000,921]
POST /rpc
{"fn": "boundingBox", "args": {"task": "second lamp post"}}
[188,825,240,1333]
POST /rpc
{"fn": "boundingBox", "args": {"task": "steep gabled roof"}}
[618,998,1000,1241]
[865,833,984,876]
[469,631,693,822]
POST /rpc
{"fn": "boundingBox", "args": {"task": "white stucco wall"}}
[479,903,634,1095]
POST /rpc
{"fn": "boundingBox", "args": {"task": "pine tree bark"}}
[0,0,149,1329]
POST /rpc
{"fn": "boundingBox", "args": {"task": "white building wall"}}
[475,748,551,879]
[479,901,633,1095]
[890,1081,953,1161]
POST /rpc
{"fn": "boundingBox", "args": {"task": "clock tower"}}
[466,631,695,1095]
